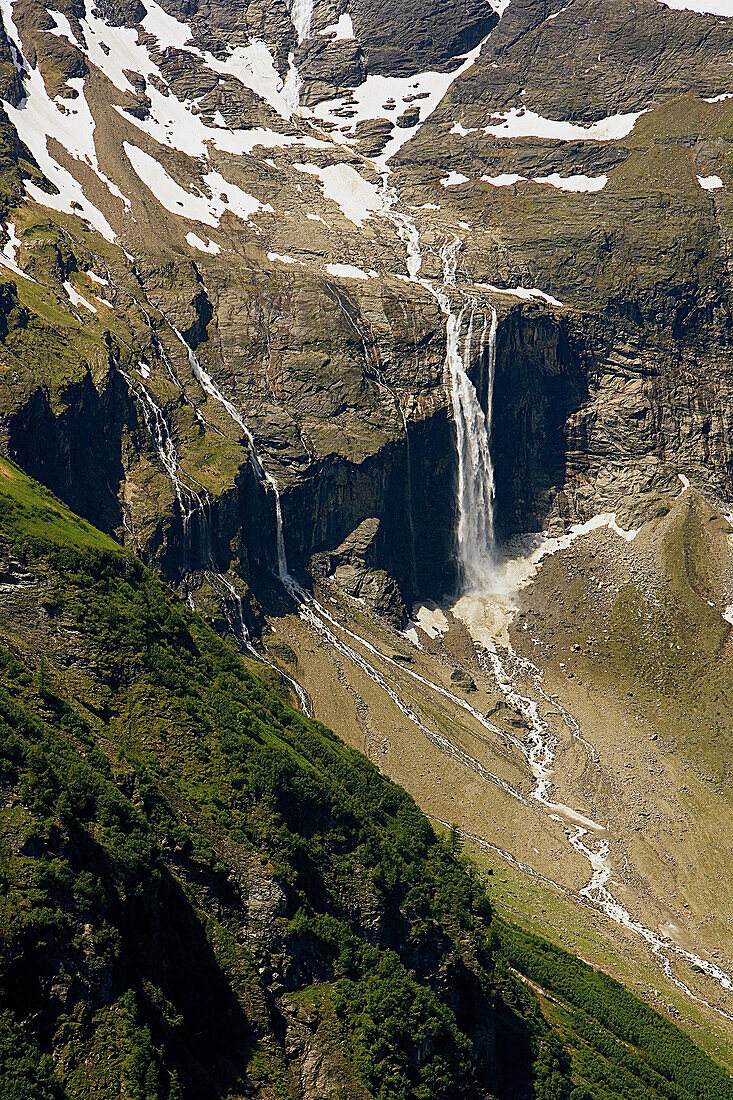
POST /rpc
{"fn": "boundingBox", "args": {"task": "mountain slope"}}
[1,460,732,1098]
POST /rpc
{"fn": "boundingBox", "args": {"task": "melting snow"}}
[186,231,221,254]
[124,143,271,226]
[483,107,646,141]
[450,121,477,136]
[482,172,526,186]
[533,172,608,192]
[141,0,193,48]
[294,162,385,225]
[723,605,733,625]
[138,361,151,378]
[326,262,370,279]
[290,0,315,44]
[0,223,33,280]
[313,39,487,167]
[0,20,121,242]
[697,174,723,189]
[475,281,563,307]
[268,251,299,263]
[201,41,298,122]
[705,91,733,101]
[64,279,97,312]
[441,171,469,187]
[86,269,108,284]
[46,9,81,47]
[482,171,609,192]
[320,13,354,39]
[678,473,691,491]
[401,621,423,647]
[414,603,450,639]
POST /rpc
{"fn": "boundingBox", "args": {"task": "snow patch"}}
[201,41,298,121]
[533,171,608,192]
[294,162,385,225]
[482,172,526,186]
[474,281,563,307]
[86,269,108,284]
[678,473,691,492]
[313,39,487,168]
[320,13,354,39]
[186,231,221,254]
[64,279,97,312]
[326,262,369,279]
[0,3,121,242]
[0,223,33,280]
[723,605,733,625]
[697,174,723,189]
[141,0,192,49]
[414,602,450,639]
[46,9,81,47]
[483,107,646,141]
[124,143,271,226]
[268,251,299,264]
[290,0,315,44]
[401,621,423,648]
[705,91,733,102]
[440,171,469,187]
[654,0,733,15]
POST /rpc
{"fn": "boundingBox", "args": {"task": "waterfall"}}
[382,187,500,594]
[431,241,498,593]
[172,326,289,581]
[119,365,207,574]
[120,359,313,715]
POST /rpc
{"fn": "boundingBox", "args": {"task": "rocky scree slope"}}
[1,458,733,1099]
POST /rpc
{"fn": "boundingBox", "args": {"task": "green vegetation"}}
[497,923,733,1100]
[0,464,730,1098]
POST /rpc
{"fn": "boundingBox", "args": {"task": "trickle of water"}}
[119,355,312,714]
[172,326,289,580]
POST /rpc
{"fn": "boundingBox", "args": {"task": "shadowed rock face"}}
[490,308,588,540]
[349,0,497,77]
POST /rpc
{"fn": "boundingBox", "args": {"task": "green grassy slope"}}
[0,460,730,1100]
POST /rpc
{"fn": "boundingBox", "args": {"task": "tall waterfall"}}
[384,192,501,595]
[434,241,499,593]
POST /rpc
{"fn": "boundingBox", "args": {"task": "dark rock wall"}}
[6,368,129,537]
[489,307,587,539]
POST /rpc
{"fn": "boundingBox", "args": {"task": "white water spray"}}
[434,241,498,592]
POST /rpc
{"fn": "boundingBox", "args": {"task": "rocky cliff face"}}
[0,0,731,623]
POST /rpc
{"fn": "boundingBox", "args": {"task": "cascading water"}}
[172,326,289,580]
[383,186,500,594]
[432,240,498,593]
[120,355,313,715]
